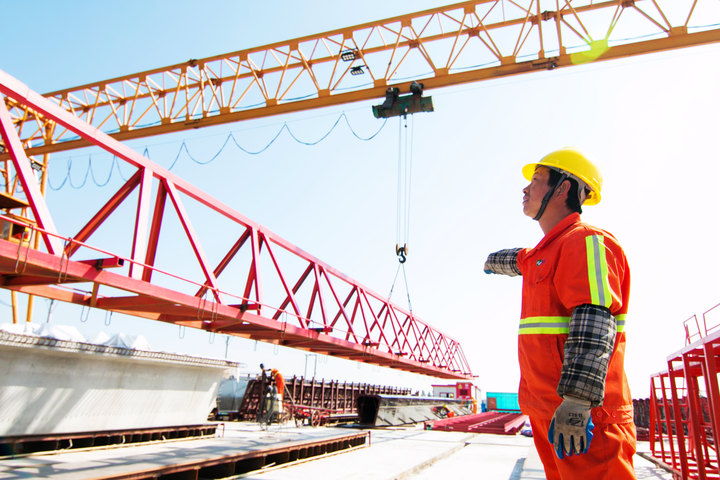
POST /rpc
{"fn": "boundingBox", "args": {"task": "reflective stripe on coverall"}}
[516,213,635,479]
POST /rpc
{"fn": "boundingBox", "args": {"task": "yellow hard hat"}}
[522,148,603,205]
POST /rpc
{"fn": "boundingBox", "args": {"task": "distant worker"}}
[483,148,635,479]
[271,368,285,399]
[270,368,285,416]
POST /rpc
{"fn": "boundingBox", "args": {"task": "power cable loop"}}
[50,113,388,191]
[13,228,31,274]
[209,289,219,325]
[197,288,219,330]
[196,291,206,324]
[57,237,72,282]
[14,222,36,274]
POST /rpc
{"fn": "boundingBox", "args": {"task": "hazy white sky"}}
[2,1,720,399]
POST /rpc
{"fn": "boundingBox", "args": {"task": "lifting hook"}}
[396,244,407,264]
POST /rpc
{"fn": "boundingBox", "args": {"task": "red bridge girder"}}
[0,69,472,380]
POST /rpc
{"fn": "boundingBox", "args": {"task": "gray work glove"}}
[548,396,594,459]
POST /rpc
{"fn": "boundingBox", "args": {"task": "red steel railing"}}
[650,303,720,479]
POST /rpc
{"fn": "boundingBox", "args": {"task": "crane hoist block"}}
[372,94,433,118]
[372,83,434,118]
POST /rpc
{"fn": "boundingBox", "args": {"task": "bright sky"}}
[2,1,720,399]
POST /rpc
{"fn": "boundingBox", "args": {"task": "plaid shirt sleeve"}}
[557,304,617,407]
[483,248,522,277]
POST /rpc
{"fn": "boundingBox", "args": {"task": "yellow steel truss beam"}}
[3,0,720,157]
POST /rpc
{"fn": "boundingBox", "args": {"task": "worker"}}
[270,368,285,406]
[483,148,635,479]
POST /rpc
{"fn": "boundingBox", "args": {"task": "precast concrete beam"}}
[0,330,237,436]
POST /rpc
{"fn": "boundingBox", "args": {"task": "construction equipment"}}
[372,82,433,119]
[0,0,720,381]
[230,375,410,423]
[357,394,473,427]
[0,67,473,379]
[4,2,719,157]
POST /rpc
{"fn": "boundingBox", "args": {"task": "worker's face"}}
[522,166,552,218]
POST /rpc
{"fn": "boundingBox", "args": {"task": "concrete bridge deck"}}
[0,423,673,480]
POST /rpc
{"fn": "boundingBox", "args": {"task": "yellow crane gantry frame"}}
[5,0,720,160]
[0,0,717,342]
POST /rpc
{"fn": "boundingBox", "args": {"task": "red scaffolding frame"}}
[650,303,720,479]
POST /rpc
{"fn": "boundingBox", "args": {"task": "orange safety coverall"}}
[274,372,285,397]
[516,213,635,480]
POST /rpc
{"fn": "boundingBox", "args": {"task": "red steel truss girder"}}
[3,1,720,157]
[427,411,528,434]
[0,69,471,379]
[0,239,465,377]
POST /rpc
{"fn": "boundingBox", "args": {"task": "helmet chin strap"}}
[533,173,568,221]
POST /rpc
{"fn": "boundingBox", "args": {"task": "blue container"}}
[486,392,520,412]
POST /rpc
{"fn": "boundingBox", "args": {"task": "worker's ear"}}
[556,179,571,197]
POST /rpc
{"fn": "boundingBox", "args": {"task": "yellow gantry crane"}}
[0,0,719,325]
[4,0,720,158]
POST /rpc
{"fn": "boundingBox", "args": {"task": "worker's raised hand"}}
[548,396,594,459]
